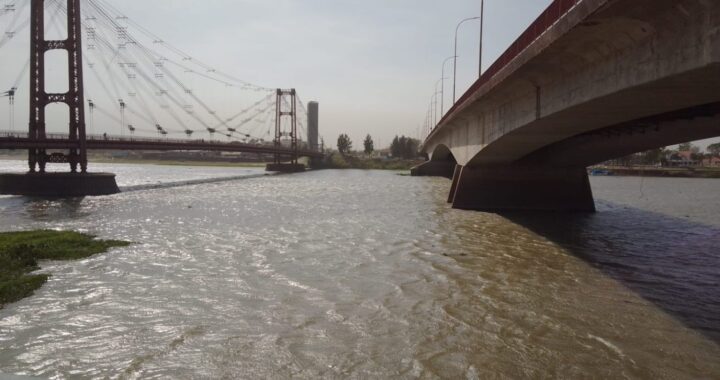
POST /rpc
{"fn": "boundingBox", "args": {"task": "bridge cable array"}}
[0,0,308,147]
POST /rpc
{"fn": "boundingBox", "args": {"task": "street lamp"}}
[433,78,445,127]
[480,0,485,77]
[452,1,485,104]
[441,55,458,116]
[425,106,431,135]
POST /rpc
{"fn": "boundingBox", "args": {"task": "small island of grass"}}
[0,230,130,309]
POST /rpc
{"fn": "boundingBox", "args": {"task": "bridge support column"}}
[450,165,595,212]
[410,160,456,179]
[447,165,462,203]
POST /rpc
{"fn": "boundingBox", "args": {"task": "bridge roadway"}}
[414,0,720,212]
[0,132,324,159]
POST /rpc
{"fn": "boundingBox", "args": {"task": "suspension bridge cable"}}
[85,0,281,142]
[0,0,29,49]
[87,3,227,137]
[84,7,201,136]
[92,0,274,92]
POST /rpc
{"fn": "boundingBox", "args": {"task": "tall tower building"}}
[307,101,319,151]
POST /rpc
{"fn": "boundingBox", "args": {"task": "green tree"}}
[390,136,401,157]
[337,134,352,155]
[406,138,420,159]
[399,136,408,158]
[709,143,720,157]
[640,148,664,165]
[678,142,693,152]
[363,134,374,155]
[388,135,421,159]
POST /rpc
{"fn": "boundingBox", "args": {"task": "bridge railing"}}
[433,0,581,134]
[0,130,322,153]
[0,131,273,145]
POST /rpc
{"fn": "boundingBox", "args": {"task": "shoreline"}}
[0,231,131,309]
[592,166,720,179]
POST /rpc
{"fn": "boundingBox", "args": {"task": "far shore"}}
[592,166,720,179]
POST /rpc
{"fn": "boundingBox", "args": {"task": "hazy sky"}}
[1,0,717,149]
[0,0,555,148]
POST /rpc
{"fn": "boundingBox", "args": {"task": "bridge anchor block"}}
[0,173,120,197]
[266,163,306,173]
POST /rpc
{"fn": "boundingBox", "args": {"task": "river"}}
[0,160,718,379]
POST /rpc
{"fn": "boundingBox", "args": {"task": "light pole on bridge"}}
[452,0,485,105]
[432,78,445,128]
[441,55,458,117]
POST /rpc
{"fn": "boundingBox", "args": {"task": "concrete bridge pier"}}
[410,160,456,179]
[448,165,596,212]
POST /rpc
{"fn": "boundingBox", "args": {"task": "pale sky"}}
[0,0,717,150]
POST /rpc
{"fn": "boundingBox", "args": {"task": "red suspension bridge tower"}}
[0,0,120,196]
[0,1,318,195]
[29,0,88,173]
[267,88,305,172]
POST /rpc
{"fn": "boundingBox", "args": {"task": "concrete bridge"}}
[414,0,720,211]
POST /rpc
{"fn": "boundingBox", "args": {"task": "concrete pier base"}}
[450,165,595,212]
[0,172,120,197]
[266,163,306,173]
[410,160,456,179]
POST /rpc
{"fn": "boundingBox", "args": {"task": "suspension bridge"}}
[0,0,324,196]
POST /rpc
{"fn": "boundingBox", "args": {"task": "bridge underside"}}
[423,102,720,212]
[416,0,720,212]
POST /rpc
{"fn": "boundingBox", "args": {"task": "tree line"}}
[335,134,421,159]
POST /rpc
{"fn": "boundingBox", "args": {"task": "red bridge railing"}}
[0,131,324,156]
[0,131,275,146]
[435,0,581,131]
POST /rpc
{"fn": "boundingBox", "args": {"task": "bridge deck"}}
[0,132,324,158]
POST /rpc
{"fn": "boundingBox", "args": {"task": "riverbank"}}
[593,166,720,178]
[315,153,422,171]
[93,158,268,168]
[0,231,130,308]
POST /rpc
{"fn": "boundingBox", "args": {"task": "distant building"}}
[702,156,720,167]
[307,102,319,151]
[665,151,699,167]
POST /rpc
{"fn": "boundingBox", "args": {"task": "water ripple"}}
[0,162,718,378]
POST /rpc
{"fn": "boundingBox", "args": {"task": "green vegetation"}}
[317,152,422,171]
[390,135,421,159]
[708,143,720,156]
[363,134,375,155]
[337,133,353,155]
[0,230,130,308]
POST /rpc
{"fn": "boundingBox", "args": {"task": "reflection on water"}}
[503,204,720,345]
[0,162,718,378]
[22,198,87,221]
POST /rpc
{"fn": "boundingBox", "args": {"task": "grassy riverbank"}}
[0,230,130,308]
